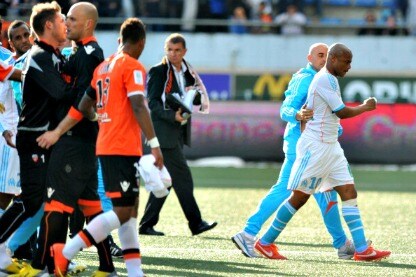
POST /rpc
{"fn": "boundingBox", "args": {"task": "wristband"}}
[91,112,99,122]
[148,137,160,148]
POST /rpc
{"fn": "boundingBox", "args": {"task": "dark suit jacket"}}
[147,58,200,148]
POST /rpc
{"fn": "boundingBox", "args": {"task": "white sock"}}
[0,243,11,268]
[119,217,143,276]
[63,210,120,260]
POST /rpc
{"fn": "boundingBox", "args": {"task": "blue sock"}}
[314,190,347,249]
[8,205,44,253]
[342,203,367,253]
[260,200,297,245]
[244,155,294,236]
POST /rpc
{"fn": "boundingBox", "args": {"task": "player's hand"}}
[296,105,314,121]
[151,147,164,170]
[36,130,60,149]
[0,102,5,114]
[2,130,16,148]
[363,97,377,111]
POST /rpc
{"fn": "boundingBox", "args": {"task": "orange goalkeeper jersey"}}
[89,52,146,156]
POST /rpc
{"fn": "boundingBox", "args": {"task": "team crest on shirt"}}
[133,70,143,85]
[84,45,95,55]
[47,187,55,198]
[120,181,130,192]
[32,154,39,163]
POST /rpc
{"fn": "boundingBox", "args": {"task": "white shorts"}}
[0,134,20,195]
[288,136,354,194]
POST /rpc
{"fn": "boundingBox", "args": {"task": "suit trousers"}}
[140,143,202,230]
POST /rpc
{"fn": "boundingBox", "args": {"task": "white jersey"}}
[0,51,19,133]
[303,69,345,143]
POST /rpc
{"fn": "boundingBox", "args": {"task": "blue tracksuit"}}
[244,63,347,249]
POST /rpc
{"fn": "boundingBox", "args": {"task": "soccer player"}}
[0,1,74,274]
[232,43,355,259]
[254,43,391,262]
[51,17,163,277]
[17,2,117,275]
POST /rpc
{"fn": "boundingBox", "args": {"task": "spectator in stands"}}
[380,14,408,35]
[229,6,248,34]
[274,4,307,35]
[197,0,229,33]
[182,0,199,32]
[276,0,304,14]
[139,0,165,31]
[407,0,416,35]
[357,9,381,35]
[251,1,274,34]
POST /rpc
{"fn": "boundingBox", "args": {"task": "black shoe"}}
[108,235,123,258]
[191,221,218,236]
[139,227,165,236]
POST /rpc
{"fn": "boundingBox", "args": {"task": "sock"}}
[7,205,43,253]
[314,190,347,249]
[342,199,367,253]
[32,211,68,271]
[63,210,120,260]
[260,200,297,245]
[119,218,143,276]
[85,213,115,273]
[244,156,294,236]
[0,243,11,268]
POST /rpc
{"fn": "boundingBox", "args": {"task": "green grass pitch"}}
[73,165,416,276]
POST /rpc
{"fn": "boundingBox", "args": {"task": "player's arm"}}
[36,113,80,149]
[130,94,163,169]
[31,54,75,101]
[78,86,98,121]
[9,68,22,82]
[147,66,177,124]
[280,75,313,123]
[335,97,377,119]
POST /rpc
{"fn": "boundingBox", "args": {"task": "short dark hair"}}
[120,18,146,44]
[8,20,30,40]
[30,1,61,36]
[165,33,186,49]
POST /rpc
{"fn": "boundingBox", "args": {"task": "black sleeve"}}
[85,85,96,100]
[147,66,176,124]
[71,50,103,110]
[31,52,74,101]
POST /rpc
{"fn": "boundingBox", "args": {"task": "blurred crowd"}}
[0,0,415,35]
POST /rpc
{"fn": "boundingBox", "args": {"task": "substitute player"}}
[255,43,391,262]
[51,17,163,277]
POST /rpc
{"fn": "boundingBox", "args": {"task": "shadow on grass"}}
[201,236,333,249]
[143,256,290,276]
[302,257,416,270]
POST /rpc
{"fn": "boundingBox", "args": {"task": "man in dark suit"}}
[139,33,217,236]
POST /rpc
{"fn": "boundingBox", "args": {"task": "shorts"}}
[46,137,99,212]
[16,131,50,204]
[288,137,354,194]
[99,155,141,206]
[0,130,20,195]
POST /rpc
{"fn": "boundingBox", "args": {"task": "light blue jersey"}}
[244,63,348,250]
[280,63,316,155]
[10,51,29,110]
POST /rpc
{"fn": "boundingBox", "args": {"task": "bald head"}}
[326,43,352,77]
[66,2,98,41]
[307,42,328,71]
[328,43,351,60]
